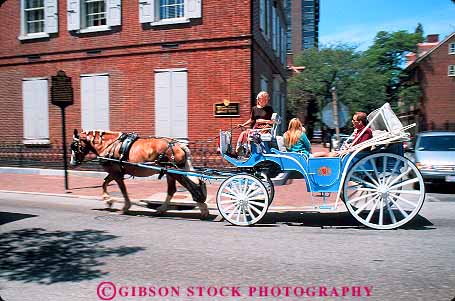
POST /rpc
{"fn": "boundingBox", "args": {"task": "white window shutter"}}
[81,75,110,130]
[20,0,25,36]
[155,72,172,137]
[45,0,59,33]
[67,0,80,31]
[94,76,110,130]
[107,0,122,26]
[81,77,95,130]
[139,0,154,23]
[185,0,201,19]
[23,80,49,140]
[23,81,35,139]
[171,71,188,138]
[36,80,50,139]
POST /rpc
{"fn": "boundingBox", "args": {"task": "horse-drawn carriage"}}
[71,103,425,229]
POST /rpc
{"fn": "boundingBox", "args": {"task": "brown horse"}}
[70,129,208,217]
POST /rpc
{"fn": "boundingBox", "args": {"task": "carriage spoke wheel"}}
[256,172,275,204]
[343,153,425,230]
[216,175,269,226]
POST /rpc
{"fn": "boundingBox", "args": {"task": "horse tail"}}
[179,143,195,171]
[178,143,207,203]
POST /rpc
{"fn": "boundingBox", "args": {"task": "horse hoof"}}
[156,205,168,214]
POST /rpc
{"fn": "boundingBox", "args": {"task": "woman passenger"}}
[283,118,311,156]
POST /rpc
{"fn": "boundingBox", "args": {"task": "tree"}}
[362,29,424,107]
[288,45,387,127]
[415,23,424,36]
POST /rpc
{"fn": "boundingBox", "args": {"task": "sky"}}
[319,0,455,51]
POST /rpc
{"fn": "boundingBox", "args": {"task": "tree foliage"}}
[288,45,387,123]
[287,27,424,125]
[362,29,423,106]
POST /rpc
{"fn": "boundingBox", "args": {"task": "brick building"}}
[0,0,288,152]
[405,32,455,131]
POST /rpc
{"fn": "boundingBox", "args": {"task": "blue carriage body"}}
[222,136,404,193]
[223,143,346,193]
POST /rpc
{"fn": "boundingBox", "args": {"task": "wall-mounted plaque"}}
[214,102,240,117]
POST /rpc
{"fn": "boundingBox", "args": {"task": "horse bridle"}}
[71,133,100,165]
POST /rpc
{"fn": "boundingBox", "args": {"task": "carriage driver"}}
[236,91,274,155]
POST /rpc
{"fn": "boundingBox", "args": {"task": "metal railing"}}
[0,140,228,171]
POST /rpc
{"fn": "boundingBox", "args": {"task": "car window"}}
[416,135,455,151]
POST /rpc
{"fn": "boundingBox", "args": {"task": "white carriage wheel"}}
[216,174,269,226]
[343,153,425,230]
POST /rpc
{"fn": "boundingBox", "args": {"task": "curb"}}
[0,167,160,180]
[0,189,315,212]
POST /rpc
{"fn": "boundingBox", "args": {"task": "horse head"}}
[70,129,98,166]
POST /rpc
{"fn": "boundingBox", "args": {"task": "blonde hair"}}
[256,91,269,102]
[284,118,306,148]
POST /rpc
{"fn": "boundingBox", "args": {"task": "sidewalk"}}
[0,144,343,212]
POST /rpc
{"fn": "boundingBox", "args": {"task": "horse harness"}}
[102,133,181,167]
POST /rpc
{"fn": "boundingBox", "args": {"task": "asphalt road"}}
[0,191,454,301]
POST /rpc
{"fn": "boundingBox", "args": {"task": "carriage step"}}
[312,192,332,198]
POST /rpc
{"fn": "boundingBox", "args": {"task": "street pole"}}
[51,70,74,193]
[331,86,340,146]
[61,107,69,191]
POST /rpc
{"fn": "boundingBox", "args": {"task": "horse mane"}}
[81,130,122,144]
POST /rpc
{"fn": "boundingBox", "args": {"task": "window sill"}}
[150,18,190,26]
[18,32,50,41]
[79,25,111,34]
[23,139,51,145]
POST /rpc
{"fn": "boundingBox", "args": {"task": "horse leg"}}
[113,176,132,214]
[156,175,177,215]
[102,174,116,208]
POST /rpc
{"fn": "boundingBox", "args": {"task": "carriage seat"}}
[249,113,282,142]
[275,136,287,151]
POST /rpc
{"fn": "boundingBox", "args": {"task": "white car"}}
[408,131,455,184]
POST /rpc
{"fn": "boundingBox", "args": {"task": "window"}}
[259,0,265,33]
[155,69,188,138]
[22,78,49,144]
[84,0,107,27]
[260,76,268,93]
[81,74,110,130]
[449,43,455,55]
[67,0,121,33]
[160,0,184,19]
[449,65,455,77]
[19,0,58,40]
[139,0,201,25]
[272,6,277,51]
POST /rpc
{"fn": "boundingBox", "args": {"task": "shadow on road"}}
[0,228,145,284]
[97,207,435,230]
[0,211,37,225]
[425,183,455,194]
[260,211,434,230]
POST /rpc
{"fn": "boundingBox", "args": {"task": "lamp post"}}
[331,86,340,146]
